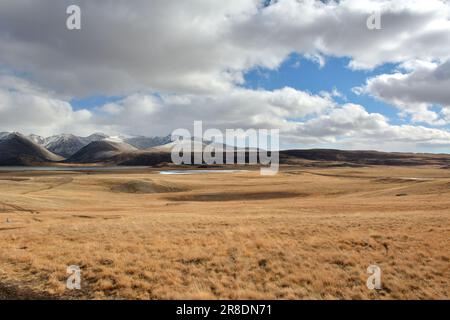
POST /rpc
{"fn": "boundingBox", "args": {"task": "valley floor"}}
[0,165,449,299]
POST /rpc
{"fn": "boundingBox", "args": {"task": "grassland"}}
[0,165,449,299]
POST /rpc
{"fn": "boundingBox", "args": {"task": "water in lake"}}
[0,167,248,174]
[0,166,150,172]
[159,170,248,175]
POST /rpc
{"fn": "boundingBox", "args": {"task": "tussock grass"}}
[0,166,449,299]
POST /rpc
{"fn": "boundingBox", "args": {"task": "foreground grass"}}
[0,166,449,299]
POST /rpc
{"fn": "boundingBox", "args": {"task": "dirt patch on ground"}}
[373,177,429,184]
[0,200,39,214]
[167,191,305,202]
[0,281,57,300]
[110,180,183,194]
[72,214,122,220]
[0,178,30,182]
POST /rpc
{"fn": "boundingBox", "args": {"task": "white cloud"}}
[93,87,335,136]
[1,74,450,152]
[0,0,449,96]
[0,75,92,136]
[1,0,450,152]
[359,59,450,125]
[290,104,450,151]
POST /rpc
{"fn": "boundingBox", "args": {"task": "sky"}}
[1,0,450,152]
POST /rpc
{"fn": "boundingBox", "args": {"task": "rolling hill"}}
[280,149,450,166]
[66,140,138,163]
[0,133,63,165]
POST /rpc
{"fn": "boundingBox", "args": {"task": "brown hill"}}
[0,133,63,165]
[66,140,138,164]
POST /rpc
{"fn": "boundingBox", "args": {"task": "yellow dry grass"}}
[0,165,449,299]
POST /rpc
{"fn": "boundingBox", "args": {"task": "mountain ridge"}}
[0,132,173,158]
[1,131,450,167]
[0,133,63,165]
[66,140,138,163]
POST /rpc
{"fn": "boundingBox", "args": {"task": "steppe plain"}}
[0,164,449,299]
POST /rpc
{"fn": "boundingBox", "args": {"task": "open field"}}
[0,165,449,299]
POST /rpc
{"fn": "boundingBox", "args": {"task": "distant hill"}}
[280,149,450,166]
[0,133,63,165]
[36,139,450,167]
[66,140,138,163]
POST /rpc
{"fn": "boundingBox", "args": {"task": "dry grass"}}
[0,165,449,299]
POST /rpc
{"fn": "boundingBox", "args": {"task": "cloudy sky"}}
[1,0,450,152]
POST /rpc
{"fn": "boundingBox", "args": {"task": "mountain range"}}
[0,132,171,158]
[0,132,173,165]
[1,131,450,167]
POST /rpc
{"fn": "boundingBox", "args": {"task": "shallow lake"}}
[0,166,150,172]
[0,167,249,174]
[159,169,248,175]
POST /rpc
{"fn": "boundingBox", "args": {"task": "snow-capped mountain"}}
[85,133,109,143]
[0,131,173,159]
[44,134,89,158]
[22,132,111,158]
[124,135,172,149]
